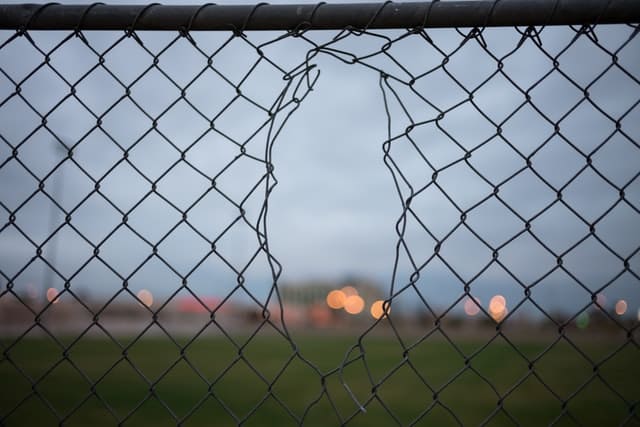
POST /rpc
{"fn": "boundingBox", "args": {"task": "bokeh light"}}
[341,286,358,297]
[576,312,589,329]
[46,287,59,304]
[464,297,481,316]
[596,293,607,308]
[489,295,506,313]
[489,295,507,322]
[137,289,153,308]
[326,290,346,309]
[370,300,390,319]
[615,299,627,316]
[26,283,38,299]
[344,295,364,315]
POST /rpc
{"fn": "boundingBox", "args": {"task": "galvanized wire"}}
[0,1,639,426]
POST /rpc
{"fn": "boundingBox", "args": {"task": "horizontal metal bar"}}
[0,0,638,32]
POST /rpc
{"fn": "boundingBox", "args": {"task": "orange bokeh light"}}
[615,299,627,316]
[489,295,507,322]
[464,297,481,316]
[489,295,506,312]
[46,288,59,304]
[326,290,346,309]
[344,295,365,315]
[341,286,358,297]
[492,308,508,322]
[596,293,607,308]
[370,300,390,319]
[137,289,153,308]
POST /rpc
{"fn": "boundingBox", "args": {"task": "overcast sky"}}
[0,10,638,319]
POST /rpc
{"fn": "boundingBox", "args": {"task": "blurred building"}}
[276,278,385,328]
[279,278,384,308]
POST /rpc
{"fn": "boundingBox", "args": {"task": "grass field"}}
[1,333,638,426]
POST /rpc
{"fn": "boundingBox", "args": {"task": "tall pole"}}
[42,140,67,304]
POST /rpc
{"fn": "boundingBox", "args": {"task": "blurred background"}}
[1,19,638,335]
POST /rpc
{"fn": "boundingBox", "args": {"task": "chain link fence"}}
[1,1,639,426]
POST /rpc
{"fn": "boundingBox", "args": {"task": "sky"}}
[0,6,639,320]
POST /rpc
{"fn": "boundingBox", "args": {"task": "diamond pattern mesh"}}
[0,3,639,426]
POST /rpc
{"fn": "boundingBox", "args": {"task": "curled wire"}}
[236,2,269,36]
[291,1,326,36]
[17,2,60,41]
[125,3,159,44]
[421,0,440,29]
[74,2,105,43]
[179,2,216,46]
[364,0,393,32]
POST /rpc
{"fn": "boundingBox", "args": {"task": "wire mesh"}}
[0,2,639,426]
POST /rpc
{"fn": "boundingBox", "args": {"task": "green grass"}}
[0,334,638,426]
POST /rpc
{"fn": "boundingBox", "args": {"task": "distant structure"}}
[275,278,386,327]
[279,277,384,309]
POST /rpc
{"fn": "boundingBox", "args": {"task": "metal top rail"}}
[0,0,639,32]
